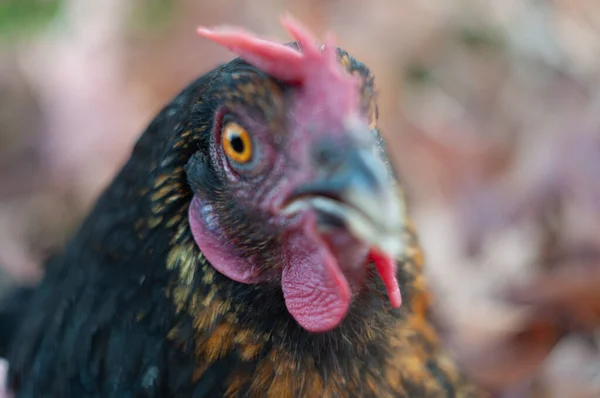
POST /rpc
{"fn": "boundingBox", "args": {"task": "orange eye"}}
[222,122,253,164]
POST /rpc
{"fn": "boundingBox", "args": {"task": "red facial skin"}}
[190,15,400,333]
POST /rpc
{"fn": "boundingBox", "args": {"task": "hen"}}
[0,15,488,397]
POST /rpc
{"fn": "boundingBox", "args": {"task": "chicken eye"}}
[222,122,252,164]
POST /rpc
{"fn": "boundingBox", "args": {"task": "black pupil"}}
[230,134,245,154]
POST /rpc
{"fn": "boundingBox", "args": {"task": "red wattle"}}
[281,215,351,333]
[369,249,402,308]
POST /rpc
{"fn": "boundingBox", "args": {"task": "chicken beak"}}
[281,133,405,260]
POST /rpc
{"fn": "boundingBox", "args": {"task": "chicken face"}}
[185,16,405,332]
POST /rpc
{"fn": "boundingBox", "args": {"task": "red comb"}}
[197,14,361,127]
[197,14,353,86]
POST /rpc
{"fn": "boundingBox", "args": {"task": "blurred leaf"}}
[511,261,600,333]
[464,314,562,392]
[459,26,504,52]
[0,0,62,39]
[131,0,174,31]
[405,62,432,85]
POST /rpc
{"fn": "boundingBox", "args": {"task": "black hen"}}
[0,16,487,398]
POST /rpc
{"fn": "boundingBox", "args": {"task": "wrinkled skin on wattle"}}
[189,196,398,332]
[280,212,371,332]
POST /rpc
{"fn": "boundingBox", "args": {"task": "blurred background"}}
[1,0,600,396]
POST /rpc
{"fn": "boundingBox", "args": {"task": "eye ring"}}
[221,122,253,164]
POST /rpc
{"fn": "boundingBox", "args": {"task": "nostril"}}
[313,139,345,169]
